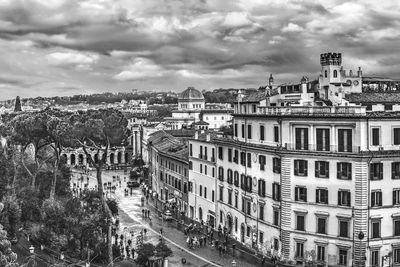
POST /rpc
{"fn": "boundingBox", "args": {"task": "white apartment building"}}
[187,52,400,267]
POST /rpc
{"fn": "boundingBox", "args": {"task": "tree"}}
[14,96,21,112]
[68,109,128,266]
[155,241,172,259]
[136,243,155,266]
[0,203,18,267]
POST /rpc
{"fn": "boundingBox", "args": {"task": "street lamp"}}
[29,245,34,254]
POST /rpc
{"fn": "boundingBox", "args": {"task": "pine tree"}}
[14,96,22,112]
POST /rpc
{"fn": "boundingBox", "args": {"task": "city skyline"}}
[0,0,400,100]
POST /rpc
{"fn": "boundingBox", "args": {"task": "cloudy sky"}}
[0,0,400,100]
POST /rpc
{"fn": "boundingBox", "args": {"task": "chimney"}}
[195,131,198,140]
[349,70,353,76]
[357,67,362,77]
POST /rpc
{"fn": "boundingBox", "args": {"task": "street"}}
[72,169,276,267]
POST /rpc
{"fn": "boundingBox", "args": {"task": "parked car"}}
[127,180,140,188]
[163,210,172,221]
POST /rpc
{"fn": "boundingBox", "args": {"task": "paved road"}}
[72,169,276,267]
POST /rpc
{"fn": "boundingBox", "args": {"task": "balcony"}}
[285,143,361,153]
[253,106,367,116]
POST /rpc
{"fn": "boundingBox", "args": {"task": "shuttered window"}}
[370,163,383,180]
[295,128,309,150]
[316,129,330,151]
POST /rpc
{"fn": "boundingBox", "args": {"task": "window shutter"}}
[304,129,309,150]
[326,162,330,177]
[241,175,244,190]
[325,129,330,150]
[295,188,299,201]
[349,165,352,180]
[263,181,266,197]
[347,129,353,151]
[272,185,276,200]
[258,180,261,196]
[294,161,299,176]
[392,163,396,179]
[315,162,320,177]
[325,190,329,204]
[316,129,323,150]
[393,190,396,205]
[347,192,351,206]
[295,129,301,150]
[370,165,374,180]
[304,188,307,202]
[371,192,375,207]
[316,190,320,203]
[379,163,383,180]
[337,163,341,179]
[338,191,341,205]
[304,161,308,176]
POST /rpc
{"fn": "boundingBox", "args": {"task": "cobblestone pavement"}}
[71,169,276,267]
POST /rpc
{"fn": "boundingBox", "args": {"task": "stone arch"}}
[117,151,122,164]
[110,153,115,164]
[70,154,76,165]
[78,154,84,165]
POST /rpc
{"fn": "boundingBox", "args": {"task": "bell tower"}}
[320,52,342,87]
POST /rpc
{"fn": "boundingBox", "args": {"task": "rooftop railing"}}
[252,106,367,116]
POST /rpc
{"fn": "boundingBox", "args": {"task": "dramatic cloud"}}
[0,0,399,100]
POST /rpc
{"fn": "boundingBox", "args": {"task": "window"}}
[272,183,281,201]
[392,162,400,179]
[338,190,351,206]
[199,146,203,159]
[385,104,393,111]
[245,176,252,193]
[248,125,252,139]
[338,129,352,152]
[204,187,207,199]
[212,190,215,202]
[295,128,309,150]
[258,179,266,197]
[294,160,308,176]
[371,220,381,238]
[235,217,238,233]
[394,219,400,236]
[218,147,223,160]
[371,191,382,207]
[260,125,265,141]
[317,217,327,234]
[204,147,208,160]
[204,165,207,175]
[234,171,239,187]
[337,162,352,180]
[240,152,246,166]
[241,124,245,138]
[393,189,400,205]
[394,128,400,145]
[234,123,238,137]
[218,167,224,181]
[188,182,193,192]
[259,155,266,171]
[247,153,252,168]
[259,231,264,244]
[371,250,379,267]
[246,226,250,237]
[324,70,327,78]
[228,148,232,162]
[227,169,233,184]
[273,158,281,174]
[189,161,193,170]
[370,163,383,180]
[233,150,239,163]
[372,128,380,146]
[235,194,238,208]
[259,205,264,220]
[274,126,279,142]
[315,161,329,178]
[295,242,304,258]
[316,129,330,151]
[212,167,215,177]
[212,148,215,162]
[189,144,193,156]
[246,201,251,215]
[199,185,202,197]
[295,187,307,202]
[296,214,305,231]
[273,238,279,250]
[252,104,257,113]
[228,190,232,205]
[317,245,325,262]
[395,248,400,264]
[339,220,349,238]
[339,249,348,265]
[316,188,328,204]
[219,186,223,202]
[333,69,338,78]
[273,209,279,226]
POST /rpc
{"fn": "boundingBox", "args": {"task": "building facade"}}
[187,53,400,267]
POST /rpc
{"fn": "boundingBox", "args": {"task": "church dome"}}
[179,87,204,100]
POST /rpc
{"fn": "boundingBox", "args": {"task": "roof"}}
[345,92,400,104]
[200,109,233,114]
[148,130,188,161]
[363,76,400,82]
[241,91,267,103]
[192,120,209,125]
[179,87,204,100]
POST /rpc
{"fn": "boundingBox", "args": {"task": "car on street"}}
[127,180,140,188]
[163,210,172,221]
